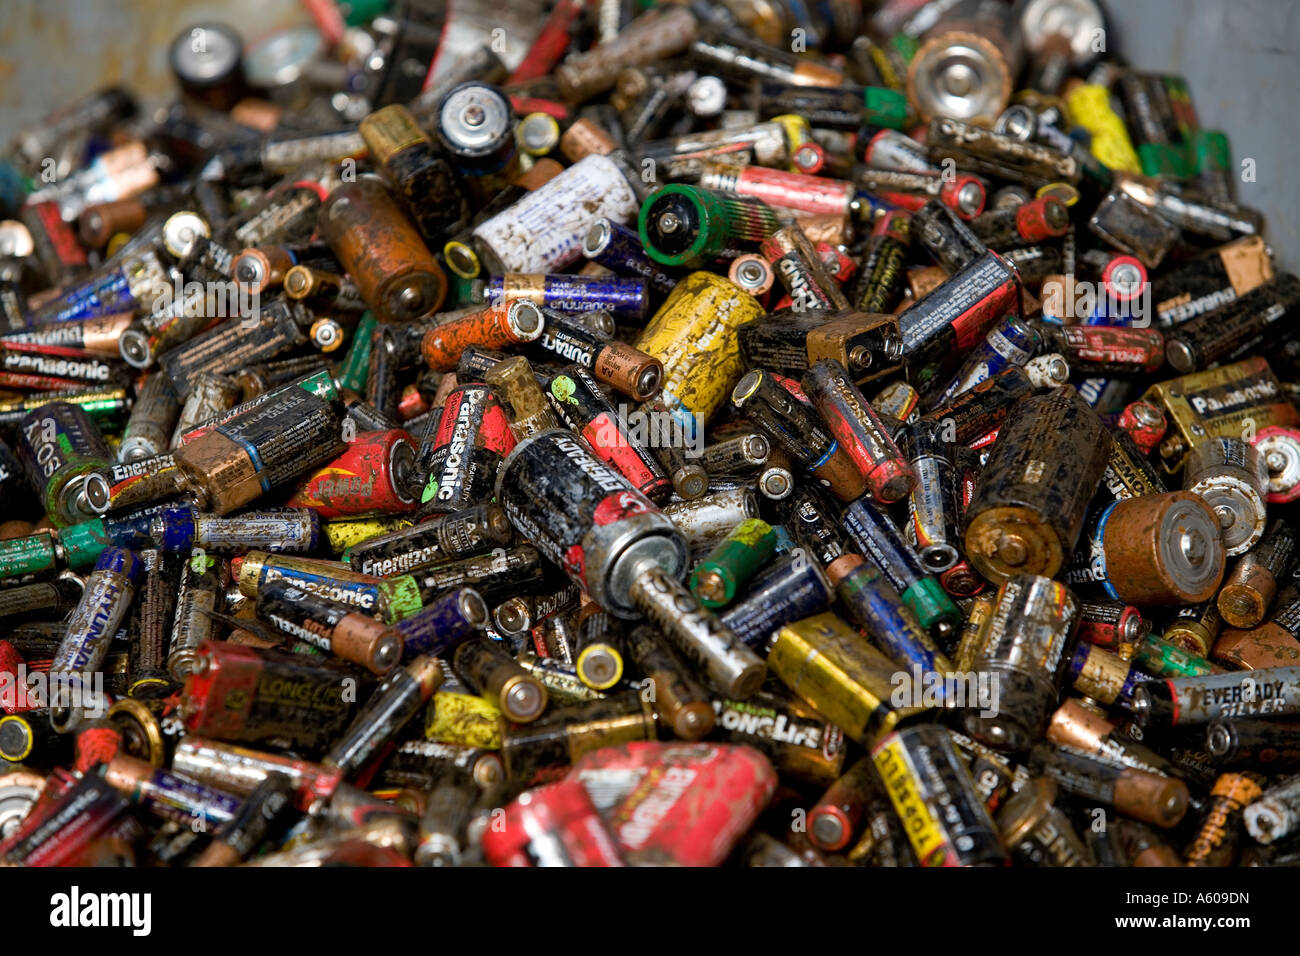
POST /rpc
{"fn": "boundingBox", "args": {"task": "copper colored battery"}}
[559,118,617,163]
[1212,625,1300,671]
[1185,773,1263,866]
[318,179,447,322]
[1093,491,1226,606]
[728,254,775,297]
[1217,518,1296,628]
[286,428,419,519]
[1047,699,1185,782]
[233,245,296,296]
[78,199,148,248]
[1117,399,1167,455]
[553,4,698,102]
[420,301,544,372]
[964,386,1111,583]
[1123,821,1185,867]
[807,756,875,852]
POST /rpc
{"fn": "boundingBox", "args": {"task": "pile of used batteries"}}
[0,0,1296,868]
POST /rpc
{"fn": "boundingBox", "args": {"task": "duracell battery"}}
[1165,273,1300,373]
[1029,742,1189,828]
[964,386,1111,583]
[452,635,548,723]
[1150,235,1274,329]
[256,581,402,674]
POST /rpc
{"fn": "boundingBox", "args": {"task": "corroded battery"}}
[737,309,903,386]
[345,503,512,576]
[872,723,1008,867]
[1134,666,1300,728]
[1217,519,1296,629]
[473,154,639,274]
[495,429,686,619]
[1144,357,1299,473]
[1165,274,1300,373]
[964,573,1078,752]
[1066,491,1226,606]
[768,611,922,746]
[18,401,113,527]
[1151,236,1274,329]
[1182,437,1267,556]
[964,386,1110,583]
[634,271,765,442]
[418,385,516,515]
[996,777,1094,867]
[317,178,448,322]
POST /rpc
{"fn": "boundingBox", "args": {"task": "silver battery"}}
[1182,436,1267,555]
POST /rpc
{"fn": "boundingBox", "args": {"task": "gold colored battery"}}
[1062,81,1143,174]
[452,637,549,723]
[500,694,658,781]
[964,386,1111,583]
[484,356,563,441]
[424,690,504,749]
[634,271,764,442]
[952,592,996,672]
[1164,602,1222,658]
[1144,357,1299,473]
[1071,644,1134,706]
[317,178,448,322]
[768,612,922,747]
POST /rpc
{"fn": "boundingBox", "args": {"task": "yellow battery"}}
[1063,82,1142,174]
[952,592,996,673]
[770,113,812,170]
[324,516,415,555]
[767,612,923,747]
[634,271,763,443]
[424,691,504,749]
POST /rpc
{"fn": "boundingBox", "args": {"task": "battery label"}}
[873,736,950,866]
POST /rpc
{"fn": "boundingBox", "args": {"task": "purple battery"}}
[486,273,649,322]
[582,218,681,296]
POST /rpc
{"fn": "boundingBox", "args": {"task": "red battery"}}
[1103,255,1148,303]
[508,0,584,84]
[1052,325,1166,374]
[1076,600,1145,650]
[566,741,778,866]
[420,301,544,372]
[287,428,419,518]
[1016,196,1071,242]
[0,640,36,714]
[482,779,626,867]
[699,162,855,218]
[1117,399,1168,454]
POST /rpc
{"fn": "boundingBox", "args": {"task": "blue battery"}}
[582,218,681,296]
[486,273,649,322]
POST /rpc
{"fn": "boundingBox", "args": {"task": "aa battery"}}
[849,210,911,314]
[717,551,833,651]
[345,503,512,576]
[807,757,879,853]
[571,608,625,691]
[732,368,865,501]
[627,563,765,699]
[1048,699,1191,783]
[324,655,443,777]
[965,574,1079,752]
[1134,666,1300,729]
[182,640,358,752]
[760,224,850,313]
[1030,742,1189,828]
[872,724,1008,867]
[413,545,544,607]
[909,200,987,275]
[18,401,113,527]
[1185,773,1263,866]
[256,581,403,674]
[842,497,960,638]
[829,553,954,680]
[486,273,648,323]
[933,315,1041,408]
[192,770,297,867]
[928,117,1079,187]
[484,355,563,442]
[1182,437,1268,556]
[1164,274,1300,373]
[237,552,422,623]
[388,588,488,662]
[769,612,920,746]
[48,547,142,733]
[318,178,447,322]
[1076,599,1145,650]
[495,429,686,618]
[533,310,662,401]
[103,753,241,829]
[964,386,1110,583]
[473,154,639,274]
[1205,717,1300,772]
[583,218,681,297]
[452,636,548,724]
[420,301,545,372]
[624,624,714,740]
[688,518,775,609]
[544,364,670,501]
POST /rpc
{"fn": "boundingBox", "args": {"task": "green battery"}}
[1137,142,1188,179]
[0,532,60,580]
[864,86,908,130]
[336,311,377,394]
[689,517,777,608]
[639,184,782,268]
[1133,632,1220,679]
